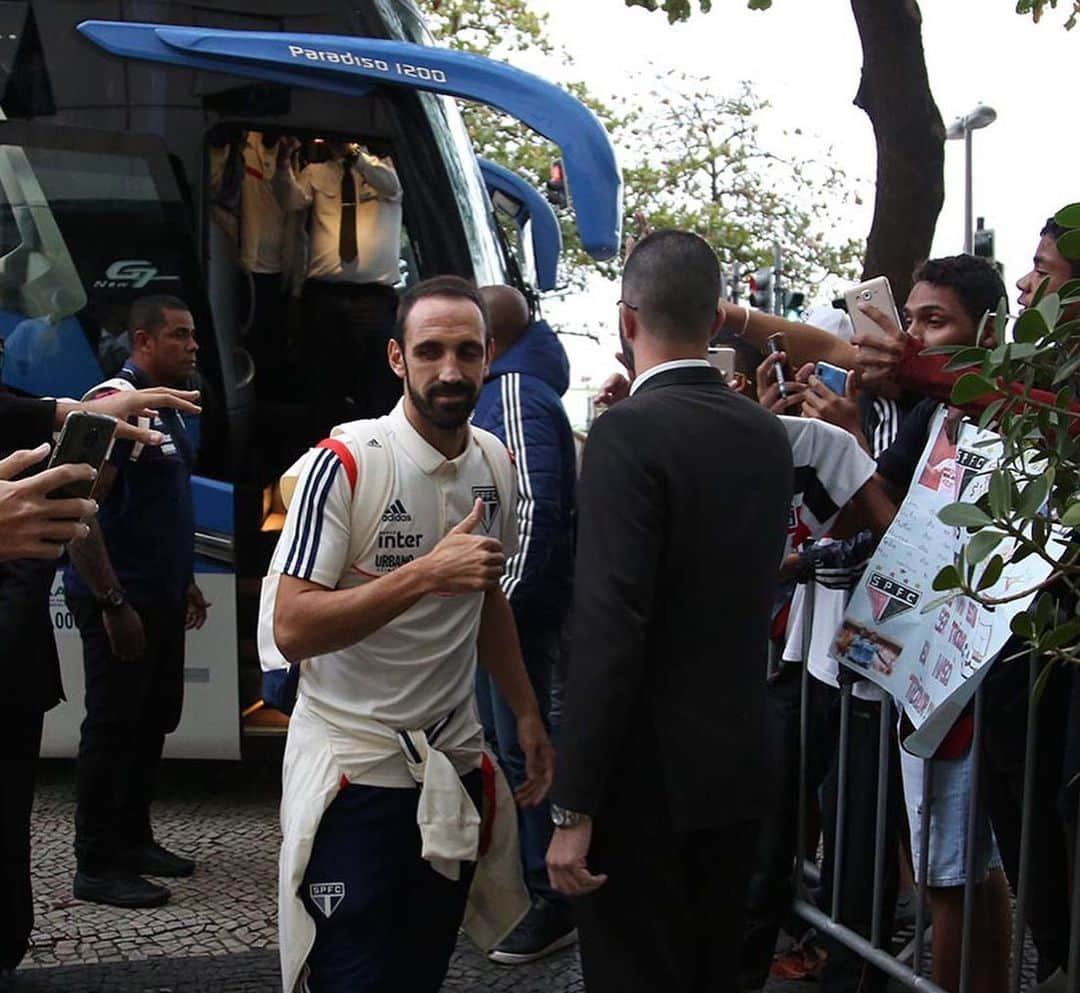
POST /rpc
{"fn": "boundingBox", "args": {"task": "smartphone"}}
[707,346,735,384]
[844,276,902,339]
[46,411,117,499]
[766,332,793,397]
[815,361,849,396]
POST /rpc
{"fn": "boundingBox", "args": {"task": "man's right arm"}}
[719,303,857,370]
[273,450,503,661]
[272,153,312,213]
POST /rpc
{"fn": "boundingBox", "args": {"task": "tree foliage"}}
[418,0,861,293]
[621,76,862,288]
[628,0,1080,27]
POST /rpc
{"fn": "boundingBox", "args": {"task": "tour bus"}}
[0,0,621,758]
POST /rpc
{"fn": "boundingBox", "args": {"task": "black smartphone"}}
[766,332,793,398]
[46,411,118,499]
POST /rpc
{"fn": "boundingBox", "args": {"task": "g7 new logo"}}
[94,260,179,290]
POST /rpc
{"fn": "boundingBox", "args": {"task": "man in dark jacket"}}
[546,231,793,992]
[473,285,577,964]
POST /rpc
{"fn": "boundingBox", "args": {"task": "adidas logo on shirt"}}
[381,499,412,523]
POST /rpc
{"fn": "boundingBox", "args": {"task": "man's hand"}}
[422,500,504,594]
[802,368,861,436]
[755,353,810,414]
[547,820,608,897]
[593,371,631,409]
[0,446,96,561]
[513,713,554,808]
[103,603,146,662]
[852,303,907,390]
[186,582,212,631]
[66,389,202,447]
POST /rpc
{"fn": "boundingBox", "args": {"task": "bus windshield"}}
[373,0,504,286]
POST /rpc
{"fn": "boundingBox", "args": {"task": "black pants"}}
[983,657,1071,980]
[68,596,186,873]
[301,280,400,445]
[576,766,759,993]
[247,271,289,401]
[741,668,901,993]
[300,772,482,993]
[0,708,43,970]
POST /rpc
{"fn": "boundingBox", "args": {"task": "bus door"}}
[0,121,240,759]
[76,21,623,263]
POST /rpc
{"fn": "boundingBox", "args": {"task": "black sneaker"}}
[73,869,171,908]
[120,842,195,878]
[488,897,577,965]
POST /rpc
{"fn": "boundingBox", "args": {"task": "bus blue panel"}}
[74,20,376,99]
[478,158,561,292]
[77,21,623,262]
[193,475,233,536]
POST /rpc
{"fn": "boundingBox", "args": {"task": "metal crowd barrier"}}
[786,581,1080,993]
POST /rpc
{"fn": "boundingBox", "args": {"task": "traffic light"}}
[782,290,805,319]
[973,216,995,262]
[749,267,773,311]
[545,159,567,209]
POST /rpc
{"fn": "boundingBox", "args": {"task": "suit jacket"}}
[551,365,794,833]
[0,389,64,714]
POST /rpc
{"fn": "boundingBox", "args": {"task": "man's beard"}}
[406,376,479,430]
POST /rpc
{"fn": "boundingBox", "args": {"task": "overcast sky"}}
[505,0,1077,424]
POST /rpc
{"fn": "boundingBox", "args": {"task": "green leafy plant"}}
[930,202,1080,666]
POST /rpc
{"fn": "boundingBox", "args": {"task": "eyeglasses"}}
[616,299,639,311]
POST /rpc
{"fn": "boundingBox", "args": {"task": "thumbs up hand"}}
[422,499,504,594]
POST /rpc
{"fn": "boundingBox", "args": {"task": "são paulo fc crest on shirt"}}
[867,571,921,623]
[472,486,500,533]
[309,882,345,919]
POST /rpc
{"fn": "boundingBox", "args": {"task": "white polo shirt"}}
[272,403,517,779]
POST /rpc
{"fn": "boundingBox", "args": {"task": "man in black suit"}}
[546,230,794,992]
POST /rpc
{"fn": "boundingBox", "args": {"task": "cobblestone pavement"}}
[10,752,1035,992]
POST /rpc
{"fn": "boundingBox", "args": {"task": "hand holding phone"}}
[844,277,901,339]
[766,333,793,398]
[814,362,849,396]
[47,411,117,500]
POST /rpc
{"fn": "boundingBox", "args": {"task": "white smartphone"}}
[844,276,902,338]
[707,346,735,384]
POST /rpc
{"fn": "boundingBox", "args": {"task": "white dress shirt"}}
[240,131,287,275]
[274,150,403,286]
[628,358,712,395]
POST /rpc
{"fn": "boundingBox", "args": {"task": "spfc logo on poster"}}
[472,486,500,533]
[867,572,921,623]
[309,882,345,919]
[956,448,989,501]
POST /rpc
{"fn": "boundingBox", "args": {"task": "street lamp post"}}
[945,103,997,254]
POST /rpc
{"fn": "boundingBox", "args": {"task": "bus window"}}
[0,126,225,472]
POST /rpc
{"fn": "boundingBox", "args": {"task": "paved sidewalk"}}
[9,754,1035,992]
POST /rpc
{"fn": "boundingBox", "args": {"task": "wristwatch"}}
[550,803,589,829]
[96,587,127,611]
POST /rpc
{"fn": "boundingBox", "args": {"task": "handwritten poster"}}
[829,407,1065,756]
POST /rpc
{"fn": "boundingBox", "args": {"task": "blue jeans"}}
[475,623,562,903]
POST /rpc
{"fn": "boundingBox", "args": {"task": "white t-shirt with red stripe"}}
[777,417,884,701]
[272,403,517,780]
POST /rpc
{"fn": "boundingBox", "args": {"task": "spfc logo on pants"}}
[309,882,345,919]
[472,486,500,533]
